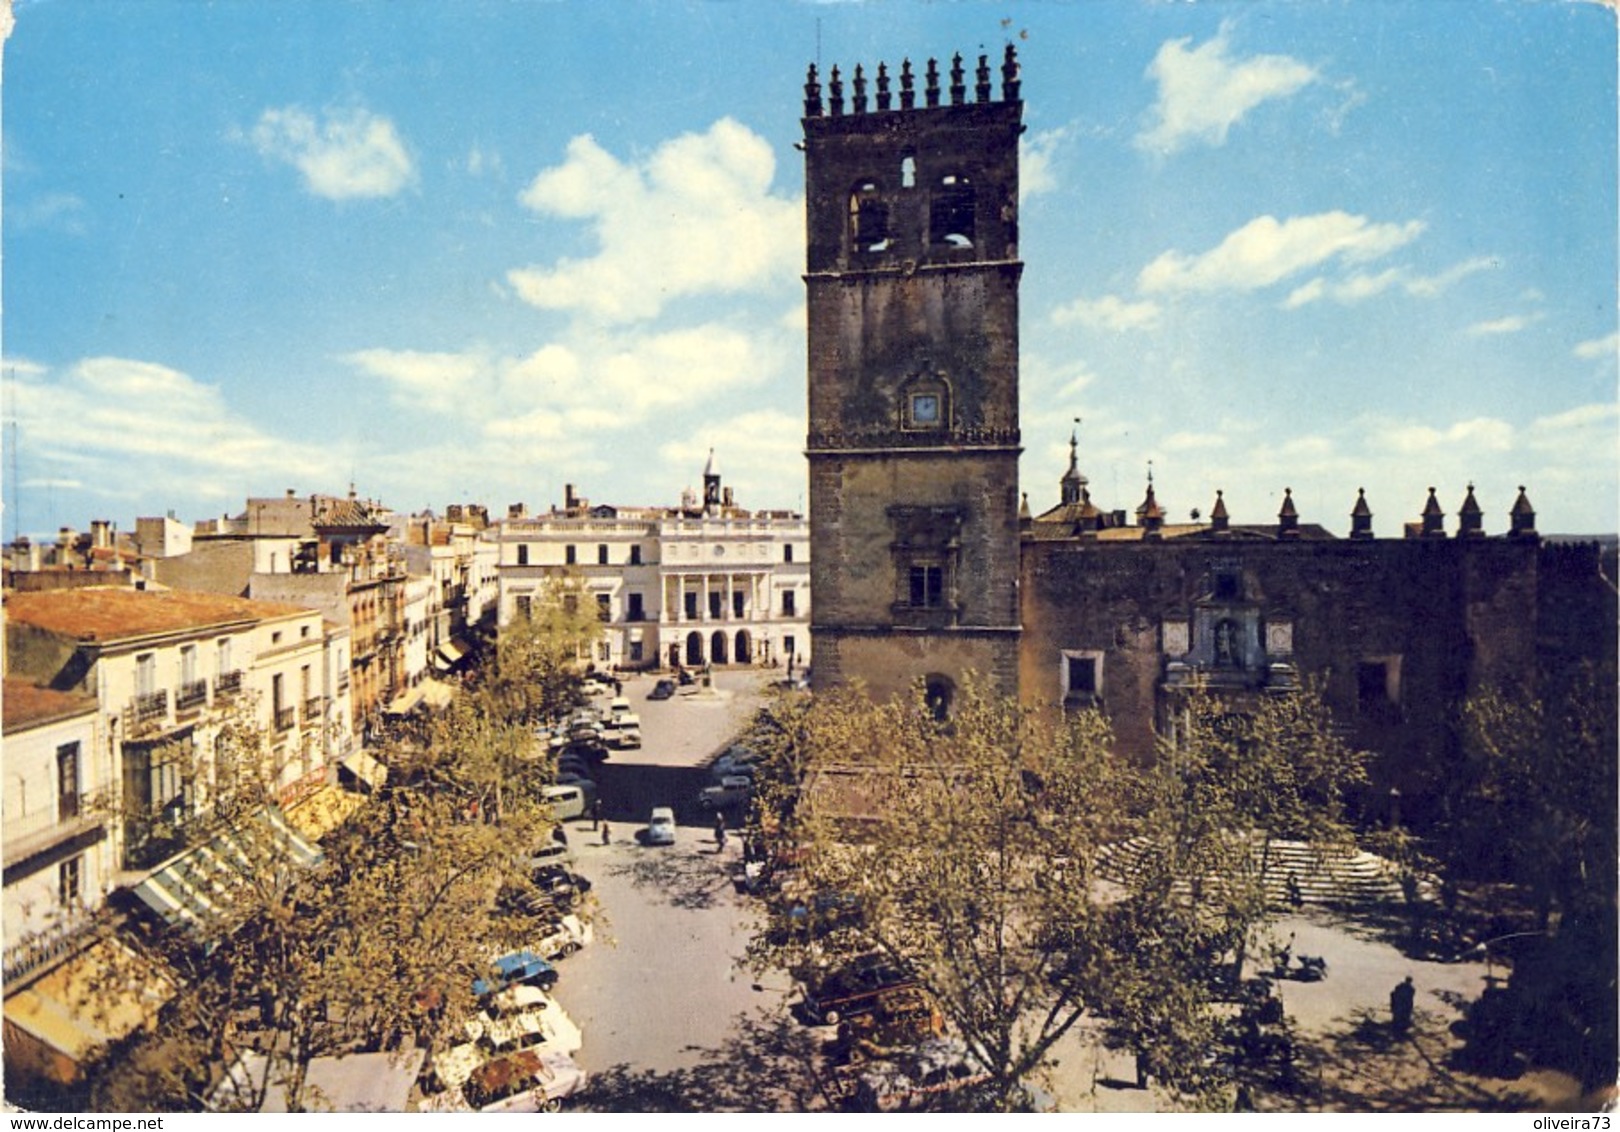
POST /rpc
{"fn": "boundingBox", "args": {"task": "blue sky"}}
[4,0,1615,539]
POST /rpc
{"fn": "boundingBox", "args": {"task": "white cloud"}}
[344,321,782,437]
[1052,294,1162,332]
[1573,332,1618,361]
[7,191,88,234]
[1525,401,1619,441]
[1020,127,1066,201]
[509,119,800,323]
[7,357,338,499]
[250,106,415,200]
[342,348,489,416]
[1136,26,1317,154]
[1139,211,1426,294]
[1284,256,1495,309]
[1378,417,1515,456]
[1466,313,1541,336]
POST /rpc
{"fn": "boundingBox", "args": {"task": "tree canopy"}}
[742,676,1368,1111]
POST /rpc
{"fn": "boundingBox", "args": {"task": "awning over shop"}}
[384,677,455,716]
[338,749,389,792]
[130,806,322,937]
[2,938,175,1085]
[286,783,368,840]
[434,637,468,671]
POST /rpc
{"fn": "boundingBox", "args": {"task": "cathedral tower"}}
[802,47,1024,706]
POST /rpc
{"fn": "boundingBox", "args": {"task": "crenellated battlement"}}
[804,44,1020,119]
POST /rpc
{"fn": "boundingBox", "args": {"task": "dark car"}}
[474,950,559,997]
[801,954,919,1027]
[532,866,593,910]
[649,679,677,700]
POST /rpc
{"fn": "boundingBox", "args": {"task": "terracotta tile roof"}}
[6,587,314,643]
[3,679,98,732]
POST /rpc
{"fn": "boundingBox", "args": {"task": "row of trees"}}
[84,581,604,1112]
[742,677,1368,1111]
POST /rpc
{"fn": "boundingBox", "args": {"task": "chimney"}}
[90,519,112,549]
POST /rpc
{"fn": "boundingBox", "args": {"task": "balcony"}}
[217,670,244,696]
[176,679,209,712]
[303,697,324,723]
[124,691,170,737]
[274,706,297,732]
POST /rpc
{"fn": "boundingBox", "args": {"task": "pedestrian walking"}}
[714,810,727,851]
[591,796,602,831]
[600,821,611,846]
[1390,975,1415,1038]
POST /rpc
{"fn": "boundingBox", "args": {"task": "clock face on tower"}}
[912,393,940,423]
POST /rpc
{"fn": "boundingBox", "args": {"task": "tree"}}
[745,678,1157,1110]
[474,571,601,727]
[1439,665,1617,1088]
[87,608,584,1111]
[743,675,1368,1111]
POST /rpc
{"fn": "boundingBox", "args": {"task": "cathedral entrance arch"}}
[685,632,704,667]
[710,631,729,665]
[734,630,752,665]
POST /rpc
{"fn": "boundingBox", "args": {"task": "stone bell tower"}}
[802,47,1024,707]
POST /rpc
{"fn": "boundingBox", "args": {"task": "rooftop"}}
[2,679,98,732]
[6,587,314,643]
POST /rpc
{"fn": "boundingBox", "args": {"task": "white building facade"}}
[496,468,810,673]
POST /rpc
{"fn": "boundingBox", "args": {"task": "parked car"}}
[697,775,755,812]
[801,954,918,1027]
[646,806,677,846]
[710,745,759,779]
[542,784,588,822]
[604,696,633,722]
[417,1043,484,1112]
[850,1037,988,1112]
[535,914,593,960]
[612,713,642,748]
[649,679,677,700]
[465,984,583,1057]
[462,1048,588,1113]
[473,950,558,997]
[531,865,592,910]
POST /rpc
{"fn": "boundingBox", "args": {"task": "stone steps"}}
[1099,836,1410,908]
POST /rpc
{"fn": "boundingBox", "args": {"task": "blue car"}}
[474,950,559,997]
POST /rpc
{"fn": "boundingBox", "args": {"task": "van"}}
[542,784,587,822]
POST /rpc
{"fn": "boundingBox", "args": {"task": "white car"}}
[464,985,583,1056]
[462,1048,588,1113]
[535,914,593,959]
[646,806,677,846]
[612,713,642,748]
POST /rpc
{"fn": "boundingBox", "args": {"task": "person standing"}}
[1390,975,1416,1038]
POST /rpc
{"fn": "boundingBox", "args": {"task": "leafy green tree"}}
[743,676,1367,1111]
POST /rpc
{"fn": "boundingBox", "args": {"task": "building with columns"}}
[496,456,811,674]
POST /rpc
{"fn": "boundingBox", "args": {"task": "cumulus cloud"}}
[250,106,415,200]
[508,119,800,323]
[1573,332,1618,361]
[1020,127,1067,201]
[343,320,783,437]
[6,357,337,500]
[1139,211,1425,295]
[342,348,489,416]
[1052,294,1162,332]
[1137,26,1317,154]
[1378,416,1515,455]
